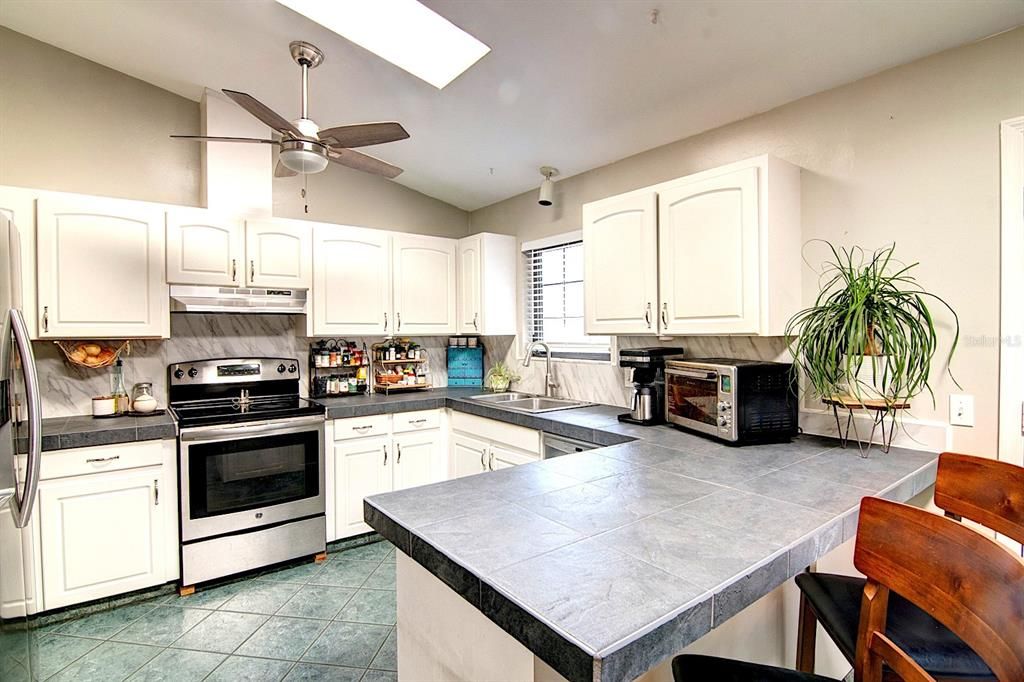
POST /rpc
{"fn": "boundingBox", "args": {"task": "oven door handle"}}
[180,415,324,442]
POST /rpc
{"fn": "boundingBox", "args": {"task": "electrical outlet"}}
[949,394,975,427]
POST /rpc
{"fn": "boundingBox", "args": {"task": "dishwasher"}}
[542,433,598,459]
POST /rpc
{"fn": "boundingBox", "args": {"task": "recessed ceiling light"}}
[274,0,490,89]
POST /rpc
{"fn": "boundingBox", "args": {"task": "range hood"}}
[170,285,307,314]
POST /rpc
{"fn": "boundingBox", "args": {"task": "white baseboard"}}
[799,407,951,453]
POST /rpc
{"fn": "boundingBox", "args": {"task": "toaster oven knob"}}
[718,416,729,427]
[187,367,198,379]
[173,368,184,379]
[277,363,287,373]
[717,401,732,412]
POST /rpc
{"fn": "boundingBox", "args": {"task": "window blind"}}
[523,240,611,361]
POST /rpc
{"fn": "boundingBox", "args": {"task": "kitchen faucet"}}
[523,341,558,397]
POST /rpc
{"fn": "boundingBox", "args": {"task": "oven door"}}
[665,366,733,440]
[179,415,325,542]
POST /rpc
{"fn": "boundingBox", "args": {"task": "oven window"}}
[189,431,319,519]
[668,375,719,427]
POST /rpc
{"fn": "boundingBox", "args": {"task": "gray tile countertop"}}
[357,389,939,682]
[33,412,177,452]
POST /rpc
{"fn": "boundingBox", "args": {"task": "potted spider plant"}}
[785,241,960,407]
[485,361,520,393]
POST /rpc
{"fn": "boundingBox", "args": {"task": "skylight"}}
[275,0,490,89]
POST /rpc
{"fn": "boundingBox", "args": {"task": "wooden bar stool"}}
[672,496,1024,682]
[794,453,1024,681]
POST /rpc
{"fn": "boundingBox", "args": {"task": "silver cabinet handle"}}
[352,425,373,433]
[85,455,120,464]
[42,306,48,333]
[488,452,495,470]
[383,444,388,465]
[396,312,401,331]
[154,480,159,506]
[397,444,402,464]
[9,309,41,529]
[250,259,255,281]
[383,312,388,332]
[231,259,237,282]
[409,418,427,425]
[645,302,651,328]
[479,448,487,470]
[661,302,668,327]
[473,312,478,331]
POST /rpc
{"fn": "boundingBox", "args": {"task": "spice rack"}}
[309,339,369,398]
[372,339,431,394]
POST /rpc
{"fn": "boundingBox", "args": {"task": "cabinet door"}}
[36,197,168,338]
[392,234,457,335]
[457,235,482,334]
[658,168,760,334]
[312,225,392,336]
[393,430,445,491]
[451,433,489,479]
[0,503,42,619]
[39,467,165,609]
[245,219,312,289]
[583,192,659,334]
[488,443,540,471]
[335,437,392,538]
[166,208,244,286]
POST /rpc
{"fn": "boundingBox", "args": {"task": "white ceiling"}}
[2,0,1022,210]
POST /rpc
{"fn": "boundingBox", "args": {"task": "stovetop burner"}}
[168,357,324,429]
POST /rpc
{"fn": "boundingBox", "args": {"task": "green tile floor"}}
[11,539,399,681]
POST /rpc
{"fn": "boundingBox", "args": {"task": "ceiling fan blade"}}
[221,89,307,139]
[318,122,410,149]
[170,135,278,144]
[327,148,403,179]
[274,160,299,178]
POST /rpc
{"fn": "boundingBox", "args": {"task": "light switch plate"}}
[949,394,975,427]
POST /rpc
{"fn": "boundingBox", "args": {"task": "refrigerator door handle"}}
[9,309,41,529]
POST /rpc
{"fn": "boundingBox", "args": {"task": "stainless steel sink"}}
[500,397,592,413]
[469,392,536,403]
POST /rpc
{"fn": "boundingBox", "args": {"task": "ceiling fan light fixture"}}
[279,139,329,174]
[274,0,490,89]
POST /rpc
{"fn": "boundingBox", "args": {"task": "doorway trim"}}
[999,116,1024,469]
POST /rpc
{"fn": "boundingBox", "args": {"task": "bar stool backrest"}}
[934,452,1024,545]
[852,497,1024,682]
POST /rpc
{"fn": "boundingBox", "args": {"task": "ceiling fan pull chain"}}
[302,176,309,214]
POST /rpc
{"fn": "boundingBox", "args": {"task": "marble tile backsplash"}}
[33,314,454,418]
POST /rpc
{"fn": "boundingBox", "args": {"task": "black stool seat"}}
[673,654,838,682]
[796,572,994,679]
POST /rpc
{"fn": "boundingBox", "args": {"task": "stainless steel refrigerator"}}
[0,213,44,681]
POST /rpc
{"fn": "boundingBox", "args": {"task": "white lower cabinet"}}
[335,436,392,538]
[452,433,490,478]
[37,440,177,610]
[450,416,541,477]
[487,444,538,471]
[392,431,445,491]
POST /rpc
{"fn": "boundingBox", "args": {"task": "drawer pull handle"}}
[409,418,427,425]
[85,455,120,464]
[353,425,373,432]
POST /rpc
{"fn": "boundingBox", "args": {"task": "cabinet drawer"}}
[449,411,541,455]
[36,441,167,481]
[392,409,441,434]
[334,414,390,441]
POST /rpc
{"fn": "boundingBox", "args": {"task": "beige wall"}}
[470,27,1024,455]
[0,27,469,238]
[0,26,201,206]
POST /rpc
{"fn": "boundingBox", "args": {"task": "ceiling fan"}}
[172,41,409,179]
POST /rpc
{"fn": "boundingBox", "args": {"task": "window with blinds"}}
[523,239,612,361]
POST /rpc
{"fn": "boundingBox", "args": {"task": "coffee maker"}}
[617,347,685,425]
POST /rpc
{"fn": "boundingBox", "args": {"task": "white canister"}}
[92,396,116,416]
[132,394,158,413]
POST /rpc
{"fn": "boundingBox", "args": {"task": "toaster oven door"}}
[665,366,735,440]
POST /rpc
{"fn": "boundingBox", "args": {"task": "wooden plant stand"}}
[822,394,910,458]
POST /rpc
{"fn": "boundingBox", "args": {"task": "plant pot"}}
[839,354,891,402]
[489,378,511,392]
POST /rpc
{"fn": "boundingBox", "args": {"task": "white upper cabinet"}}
[659,167,760,335]
[244,219,312,289]
[36,196,169,338]
[583,192,659,335]
[312,224,392,336]
[582,155,801,336]
[392,234,457,335]
[166,208,243,286]
[457,233,516,335]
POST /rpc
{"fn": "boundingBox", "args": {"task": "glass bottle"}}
[111,359,129,414]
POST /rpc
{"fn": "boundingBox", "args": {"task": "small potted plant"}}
[485,361,520,393]
[785,241,960,407]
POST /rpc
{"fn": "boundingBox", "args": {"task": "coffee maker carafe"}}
[617,347,685,425]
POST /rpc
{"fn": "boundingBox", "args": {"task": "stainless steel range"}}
[168,357,326,588]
